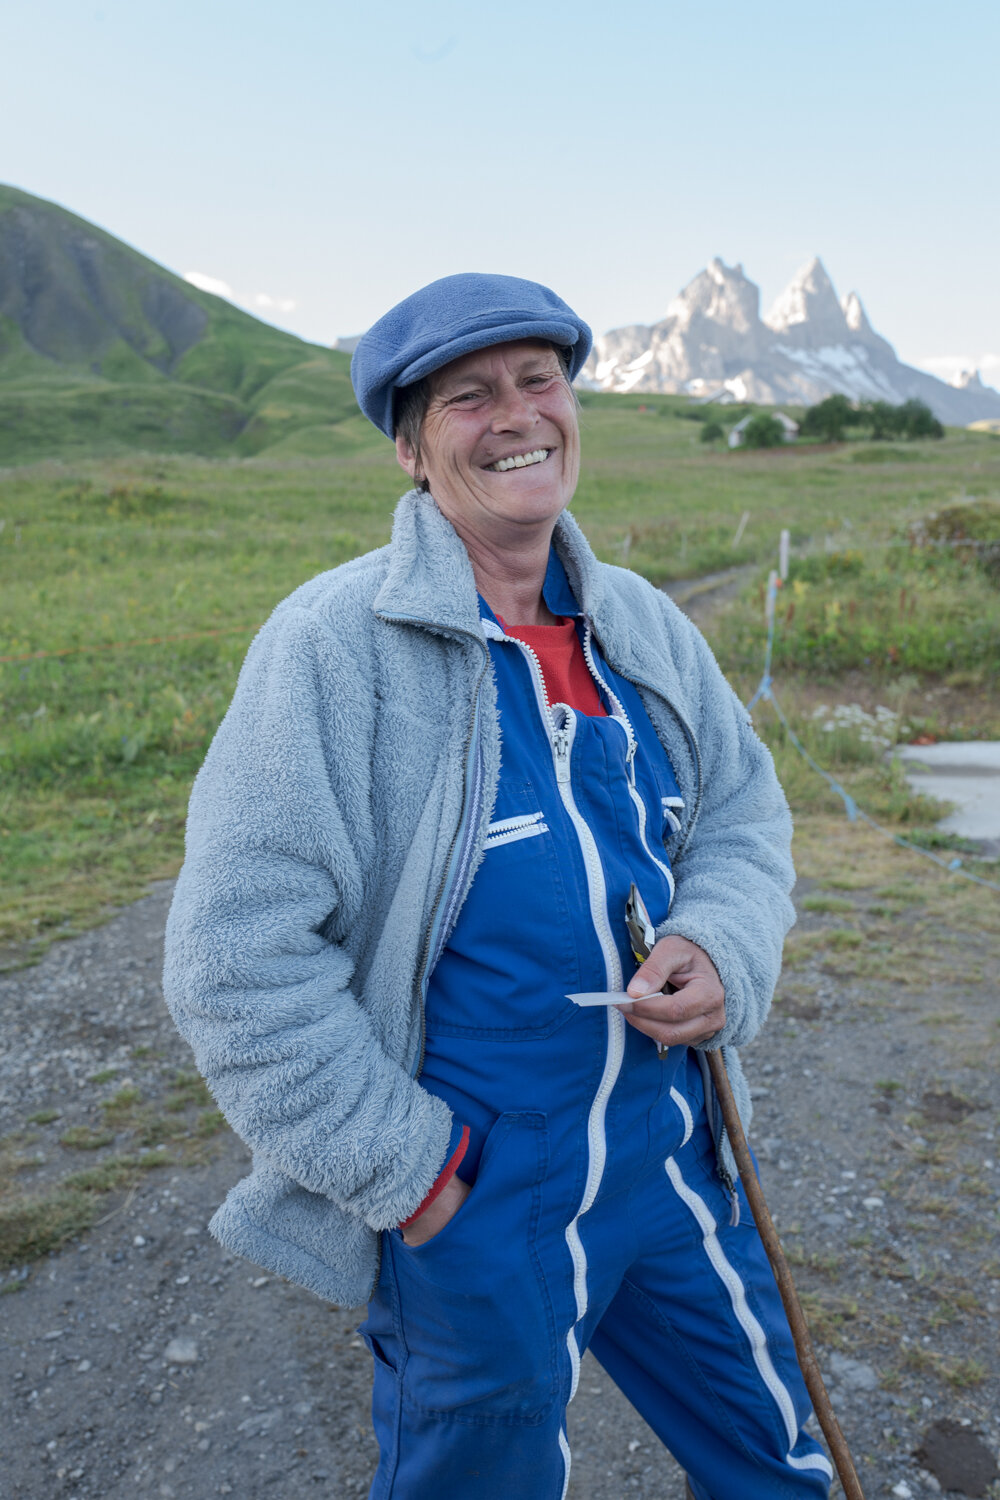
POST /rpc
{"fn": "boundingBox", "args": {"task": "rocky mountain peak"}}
[764,256,847,345]
[842,291,872,338]
[663,257,760,338]
[951,368,987,391]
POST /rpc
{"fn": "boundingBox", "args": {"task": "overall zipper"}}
[487,620,627,1400]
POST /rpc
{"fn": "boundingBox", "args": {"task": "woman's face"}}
[395,339,580,547]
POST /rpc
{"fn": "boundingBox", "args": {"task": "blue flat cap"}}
[351,272,592,437]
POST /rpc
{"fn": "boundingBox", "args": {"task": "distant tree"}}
[740,414,785,449]
[700,420,724,444]
[864,400,901,440]
[897,399,944,440]
[800,393,858,443]
[862,398,943,441]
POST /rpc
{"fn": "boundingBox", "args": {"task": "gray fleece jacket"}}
[163,489,795,1307]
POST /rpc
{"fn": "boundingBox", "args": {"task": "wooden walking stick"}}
[704,1049,866,1499]
[625,888,866,1499]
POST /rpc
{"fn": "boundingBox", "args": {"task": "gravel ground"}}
[1,848,998,1498]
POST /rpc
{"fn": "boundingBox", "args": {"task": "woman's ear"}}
[395,431,420,481]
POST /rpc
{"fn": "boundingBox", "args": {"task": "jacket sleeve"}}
[652,613,795,1051]
[162,604,455,1232]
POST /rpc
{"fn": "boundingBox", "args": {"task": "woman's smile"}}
[485,447,551,472]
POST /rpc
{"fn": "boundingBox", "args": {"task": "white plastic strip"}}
[663,1155,834,1481]
[567,990,635,1009]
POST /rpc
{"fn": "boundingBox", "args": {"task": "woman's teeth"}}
[489,448,549,472]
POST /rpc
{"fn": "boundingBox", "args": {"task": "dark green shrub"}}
[740,414,785,449]
[910,500,1000,582]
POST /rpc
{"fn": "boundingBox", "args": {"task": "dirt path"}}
[3,847,998,1499]
[661,564,758,633]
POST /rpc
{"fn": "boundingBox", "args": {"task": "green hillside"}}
[0,184,363,461]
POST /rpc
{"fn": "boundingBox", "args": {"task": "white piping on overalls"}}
[558,1427,572,1500]
[670,1087,695,1147]
[482,618,626,1411]
[663,1155,835,1481]
[582,623,676,906]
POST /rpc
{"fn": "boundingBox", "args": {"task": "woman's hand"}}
[622,936,725,1048]
[400,1172,471,1247]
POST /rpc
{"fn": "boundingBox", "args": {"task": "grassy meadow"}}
[2,396,1000,965]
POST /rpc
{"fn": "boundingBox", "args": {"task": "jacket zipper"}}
[413,659,490,1081]
[369,613,489,1294]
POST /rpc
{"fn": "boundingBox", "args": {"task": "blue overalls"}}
[361,555,831,1499]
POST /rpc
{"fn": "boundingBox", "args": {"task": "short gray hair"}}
[393,343,575,492]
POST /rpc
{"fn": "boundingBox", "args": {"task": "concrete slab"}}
[895,741,1000,843]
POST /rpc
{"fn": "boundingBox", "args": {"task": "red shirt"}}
[498,615,607,717]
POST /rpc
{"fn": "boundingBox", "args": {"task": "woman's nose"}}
[490,382,537,432]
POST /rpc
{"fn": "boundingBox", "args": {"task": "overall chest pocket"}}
[424,780,583,1039]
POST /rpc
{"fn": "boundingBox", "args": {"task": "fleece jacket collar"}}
[371,489,700,840]
[372,489,609,644]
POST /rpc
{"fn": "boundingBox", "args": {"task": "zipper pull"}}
[553,728,571,783]
[626,734,638,786]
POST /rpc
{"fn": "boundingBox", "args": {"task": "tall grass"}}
[2,412,999,956]
[719,540,1000,679]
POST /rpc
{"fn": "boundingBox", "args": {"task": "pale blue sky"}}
[3,0,998,383]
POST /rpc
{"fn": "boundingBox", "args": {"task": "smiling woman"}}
[394,340,581,626]
[162,272,832,1500]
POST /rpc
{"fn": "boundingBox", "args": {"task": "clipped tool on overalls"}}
[624,883,867,1500]
[626,884,670,1059]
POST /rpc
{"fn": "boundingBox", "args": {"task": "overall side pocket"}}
[386,1111,558,1424]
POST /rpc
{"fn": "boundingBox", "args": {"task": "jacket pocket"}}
[386,1111,559,1423]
